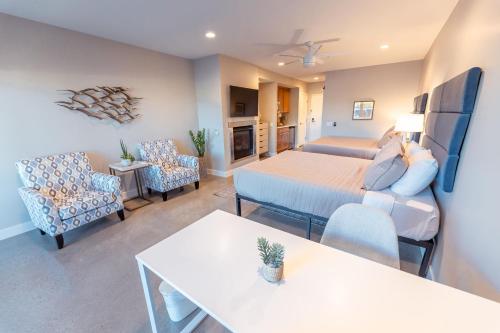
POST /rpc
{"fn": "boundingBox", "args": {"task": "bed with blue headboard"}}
[410,93,429,142]
[422,67,482,192]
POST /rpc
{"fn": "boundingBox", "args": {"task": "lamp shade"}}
[395,114,424,133]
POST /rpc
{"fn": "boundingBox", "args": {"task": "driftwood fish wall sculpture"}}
[56,86,141,124]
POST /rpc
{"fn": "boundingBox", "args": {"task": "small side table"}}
[109,161,153,211]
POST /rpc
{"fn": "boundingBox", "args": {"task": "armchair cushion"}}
[164,166,198,184]
[90,172,122,199]
[56,191,117,220]
[138,139,200,192]
[18,187,63,235]
[177,154,199,170]
[16,152,93,197]
[139,139,179,168]
[16,152,124,237]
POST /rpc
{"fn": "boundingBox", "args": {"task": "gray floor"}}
[0,175,422,333]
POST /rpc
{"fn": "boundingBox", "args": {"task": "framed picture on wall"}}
[352,100,375,120]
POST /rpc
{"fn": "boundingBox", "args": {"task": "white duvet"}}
[233,151,439,241]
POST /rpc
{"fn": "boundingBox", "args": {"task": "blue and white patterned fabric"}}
[138,139,200,192]
[16,152,123,236]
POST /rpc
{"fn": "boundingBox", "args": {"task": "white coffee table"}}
[136,210,500,333]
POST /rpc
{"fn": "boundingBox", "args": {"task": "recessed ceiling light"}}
[205,31,216,39]
[278,62,285,66]
[380,44,389,49]
[313,77,319,80]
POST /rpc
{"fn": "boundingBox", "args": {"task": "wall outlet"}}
[326,121,334,127]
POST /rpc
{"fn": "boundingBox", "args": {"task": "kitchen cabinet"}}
[277,127,290,153]
[277,87,290,113]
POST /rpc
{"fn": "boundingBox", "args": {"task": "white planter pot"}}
[121,159,132,166]
[262,263,284,283]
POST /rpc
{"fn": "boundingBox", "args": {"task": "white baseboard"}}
[0,189,140,242]
[0,221,35,241]
[207,169,233,178]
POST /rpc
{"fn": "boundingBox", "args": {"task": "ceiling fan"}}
[278,39,341,68]
[257,29,342,68]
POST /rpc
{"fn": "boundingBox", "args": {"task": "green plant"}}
[120,139,135,161]
[257,237,285,268]
[189,129,206,157]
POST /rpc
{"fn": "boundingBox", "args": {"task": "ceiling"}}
[0,0,458,82]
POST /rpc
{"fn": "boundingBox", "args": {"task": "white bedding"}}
[363,188,439,241]
[303,136,380,159]
[234,151,439,241]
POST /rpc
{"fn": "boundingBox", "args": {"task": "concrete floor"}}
[0,175,421,333]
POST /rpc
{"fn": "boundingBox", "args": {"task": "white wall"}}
[194,56,225,171]
[258,82,278,154]
[322,61,422,138]
[195,55,308,173]
[418,0,500,301]
[0,14,198,232]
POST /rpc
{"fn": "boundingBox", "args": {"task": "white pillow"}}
[391,149,438,196]
[405,141,424,158]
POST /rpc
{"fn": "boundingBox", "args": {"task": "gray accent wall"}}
[419,0,500,301]
[0,14,199,233]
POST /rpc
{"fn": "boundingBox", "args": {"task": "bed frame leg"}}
[236,195,242,216]
[419,239,435,278]
[307,217,312,240]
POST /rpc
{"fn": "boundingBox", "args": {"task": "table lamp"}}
[395,113,424,143]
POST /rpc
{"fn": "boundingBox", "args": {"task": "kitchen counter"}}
[276,124,296,129]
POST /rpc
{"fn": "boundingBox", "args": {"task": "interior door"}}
[307,93,323,142]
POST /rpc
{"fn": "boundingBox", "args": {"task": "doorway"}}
[307,93,323,142]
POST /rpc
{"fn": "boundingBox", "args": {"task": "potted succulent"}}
[120,139,135,166]
[189,129,207,177]
[257,237,285,283]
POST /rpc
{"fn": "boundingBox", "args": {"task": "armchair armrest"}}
[18,187,62,235]
[90,172,122,199]
[177,154,199,169]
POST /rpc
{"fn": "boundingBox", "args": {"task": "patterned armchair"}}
[16,152,124,249]
[138,139,200,201]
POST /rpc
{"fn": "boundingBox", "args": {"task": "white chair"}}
[320,203,400,269]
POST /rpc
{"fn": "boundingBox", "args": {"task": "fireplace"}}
[229,122,256,162]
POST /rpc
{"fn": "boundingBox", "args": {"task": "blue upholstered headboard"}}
[410,93,428,142]
[421,67,482,192]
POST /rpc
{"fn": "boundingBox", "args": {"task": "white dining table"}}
[136,209,500,333]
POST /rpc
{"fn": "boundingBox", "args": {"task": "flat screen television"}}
[230,85,258,117]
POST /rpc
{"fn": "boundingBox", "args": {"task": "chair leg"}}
[39,229,46,236]
[117,209,125,221]
[55,234,64,249]
[147,188,152,195]
[195,181,200,190]
[162,192,168,201]
[236,195,241,216]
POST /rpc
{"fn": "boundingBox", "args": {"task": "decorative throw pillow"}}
[391,149,438,196]
[377,126,396,148]
[364,138,409,191]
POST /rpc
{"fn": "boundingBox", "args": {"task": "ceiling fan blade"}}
[316,58,325,64]
[318,51,351,58]
[289,29,304,45]
[255,42,290,47]
[279,54,303,58]
[285,60,300,65]
[313,37,341,44]
[313,45,322,56]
